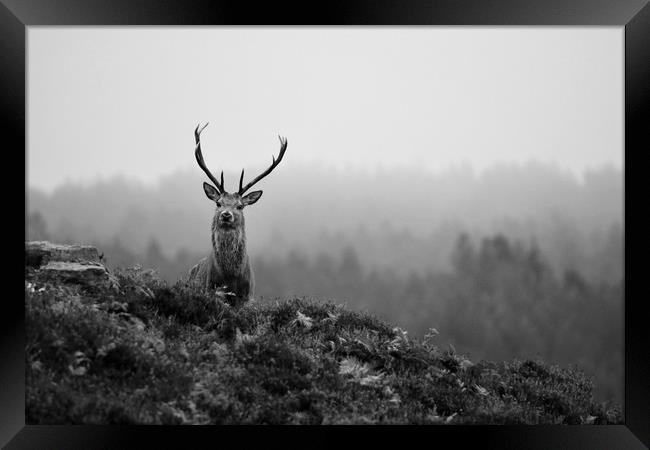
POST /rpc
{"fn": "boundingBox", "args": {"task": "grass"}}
[25,266,622,425]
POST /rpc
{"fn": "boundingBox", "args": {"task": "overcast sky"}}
[27,27,623,193]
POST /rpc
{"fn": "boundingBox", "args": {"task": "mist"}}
[28,160,622,282]
[28,27,622,192]
[26,27,624,405]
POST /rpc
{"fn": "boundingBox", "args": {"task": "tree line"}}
[27,212,623,405]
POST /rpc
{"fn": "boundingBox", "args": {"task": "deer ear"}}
[203,182,219,201]
[242,190,263,205]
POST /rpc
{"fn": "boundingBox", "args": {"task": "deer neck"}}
[211,218,247,274]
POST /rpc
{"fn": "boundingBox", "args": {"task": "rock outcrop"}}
[25,241,114,290]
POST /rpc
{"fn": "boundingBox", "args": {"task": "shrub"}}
[25,268,622,425]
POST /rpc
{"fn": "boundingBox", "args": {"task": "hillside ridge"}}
[25,241,622,425]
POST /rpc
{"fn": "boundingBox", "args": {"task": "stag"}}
[188,123,288,302]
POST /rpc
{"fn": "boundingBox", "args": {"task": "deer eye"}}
[216,201,222,207]
[236,205,244,210]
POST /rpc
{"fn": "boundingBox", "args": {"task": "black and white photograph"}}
[23,26,626,426]
[4,1,648,443]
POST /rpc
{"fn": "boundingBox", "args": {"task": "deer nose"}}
[220,211,233,221]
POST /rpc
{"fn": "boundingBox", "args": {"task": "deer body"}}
[187,122,287,302]
[189,208,254,299]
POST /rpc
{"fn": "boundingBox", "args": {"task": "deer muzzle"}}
[220,210,234,223]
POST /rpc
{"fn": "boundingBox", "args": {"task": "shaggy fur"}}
[188,190,260,301]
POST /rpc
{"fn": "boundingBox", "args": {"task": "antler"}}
[238,135,288,195]
[194,123,226,193]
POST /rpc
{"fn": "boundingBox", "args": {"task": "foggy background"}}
[26,27,623,404]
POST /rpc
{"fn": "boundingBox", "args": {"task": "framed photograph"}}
[5,0,649,447]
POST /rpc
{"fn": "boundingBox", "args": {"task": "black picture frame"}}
[4,1,649,448]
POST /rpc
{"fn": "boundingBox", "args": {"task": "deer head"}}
[194,122,288,231]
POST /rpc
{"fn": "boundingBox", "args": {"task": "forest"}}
[26,161,623,404]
